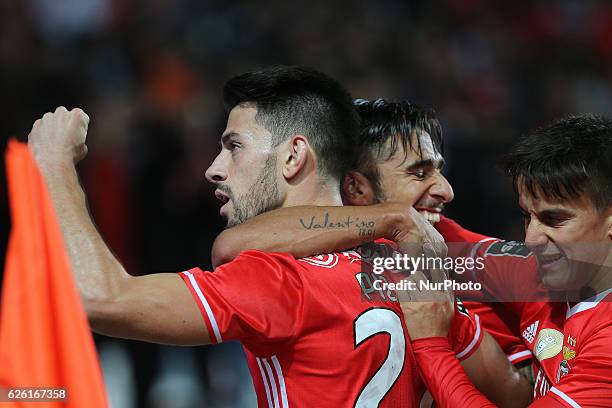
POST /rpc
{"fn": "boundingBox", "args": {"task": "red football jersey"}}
[179,243,483,407]
[409,224,612,407]
[520,291,612,406]
[460,232,612,406]
[436,216,533,364]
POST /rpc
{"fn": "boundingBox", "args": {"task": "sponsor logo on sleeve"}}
[485,241,532,258]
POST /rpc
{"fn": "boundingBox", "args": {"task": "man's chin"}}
[539,260,572,291]
[540,266,590,296]
[224,210,250,228]
[225,217,241,229]
[221,210,235,228]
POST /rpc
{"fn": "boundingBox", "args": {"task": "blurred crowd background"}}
[1,0,611,407]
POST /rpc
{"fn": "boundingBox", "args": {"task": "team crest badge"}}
[557,346,576,382]
[534,328,564,361]
[556,346,576,382]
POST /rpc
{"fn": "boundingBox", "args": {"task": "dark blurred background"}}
[1,0,611,407]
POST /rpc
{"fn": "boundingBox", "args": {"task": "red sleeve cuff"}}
[179,269,222,344]
[411,337,495,408]
[450,311,484,362]
[413,336,452,351]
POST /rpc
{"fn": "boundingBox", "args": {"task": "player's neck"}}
[587,263,612,296]
[566,263,612,304]
[282,181,343,208]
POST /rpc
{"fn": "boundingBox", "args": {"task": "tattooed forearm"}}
[299,213,376,237]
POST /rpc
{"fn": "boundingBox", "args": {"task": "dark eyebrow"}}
[405,158,445,171]
[220,132,240,146]
[538,208,574,219]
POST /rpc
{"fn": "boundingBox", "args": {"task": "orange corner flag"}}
[0,139,108,407]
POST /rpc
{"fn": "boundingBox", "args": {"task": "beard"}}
[223,153,280,228]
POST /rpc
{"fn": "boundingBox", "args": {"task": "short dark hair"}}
[223,65,359,182]
[354,98,444,195]
[505,113,612,211]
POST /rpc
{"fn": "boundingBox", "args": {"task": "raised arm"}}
[212,203,417,267]
[28,107,209,345]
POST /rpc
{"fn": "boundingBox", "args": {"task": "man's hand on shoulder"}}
[382,203,448,258]
[380,205,452,338]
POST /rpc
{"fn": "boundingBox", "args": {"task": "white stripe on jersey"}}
[271,356,289,408]
[263,358,281,408]
[455,313,481,360]
[182,271,222,343]
[507,349,532,363]
[256,357,274,408]
[550,387,581,408]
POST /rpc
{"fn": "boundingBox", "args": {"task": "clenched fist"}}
[384,204,448,259]
[28,106,90,169]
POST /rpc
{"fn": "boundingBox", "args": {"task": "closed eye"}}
[405,158,441,181]
[539,215,570,227]
[537,210,573,227]
[408,169,427,180]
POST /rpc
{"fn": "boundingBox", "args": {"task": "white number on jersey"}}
[354,308,406,407]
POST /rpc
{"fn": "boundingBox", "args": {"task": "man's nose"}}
[524,218,548,251]
[429,173,454,204]
[205,153,228,184]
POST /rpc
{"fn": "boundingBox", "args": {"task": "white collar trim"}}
[566,287,612,319]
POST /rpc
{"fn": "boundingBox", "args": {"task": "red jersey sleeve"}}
[449,298,484,361]
[412,337,592,408]
[412,337,495,408]
[437,216,533,364]
[465,301,533,364]
[437,215,541,301]
[179,250,304,355]
[473,240,542,302]
[436,215,491,243]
